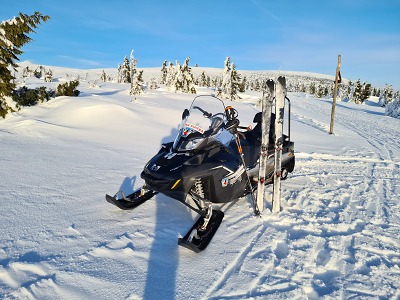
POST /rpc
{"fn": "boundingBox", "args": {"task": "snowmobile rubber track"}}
[105,190,158,210]
[178,209,224,253]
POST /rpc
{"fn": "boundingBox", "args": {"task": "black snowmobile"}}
[106,94,295,252]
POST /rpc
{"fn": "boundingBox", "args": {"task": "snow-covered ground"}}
[0,64,399,300]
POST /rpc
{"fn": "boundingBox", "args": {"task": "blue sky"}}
[1,0,399,89]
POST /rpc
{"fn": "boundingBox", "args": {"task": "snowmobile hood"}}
[173,95,234,153]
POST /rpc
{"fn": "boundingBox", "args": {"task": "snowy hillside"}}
[0,63,399,300]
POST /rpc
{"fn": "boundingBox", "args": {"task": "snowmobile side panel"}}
[178,209,224,252]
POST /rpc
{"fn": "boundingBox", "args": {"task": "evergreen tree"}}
[160,60,168,84]
[220,57,241,100]
[130,70,144,96]
[120,56,131,83]
[180,57,196,93]
[239,76,247,92]
[101,70,107,82]
[0,12,50,117]
[379,84,393,107]
[309,82,316,95]
[117,64,122,83]
[352,80,363,104]
[361,82,371,102]
[165,62,176,88]
[199,71,207,87]
[130,50,137,82]
[148,77,158,90]
[129,50,144,96]
[44,69,53,82]
[385,93,400,118]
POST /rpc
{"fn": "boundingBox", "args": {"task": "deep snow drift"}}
[0,63,399,299]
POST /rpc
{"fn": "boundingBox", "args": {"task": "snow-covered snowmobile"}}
[106,94,295,252]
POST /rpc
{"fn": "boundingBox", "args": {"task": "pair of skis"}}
[255,76,286,214]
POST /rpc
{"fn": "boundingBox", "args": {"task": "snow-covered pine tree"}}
[218,57,231,98]
[351,80,363,104]
[385,93,400,118]
[229,64,241,99]
[198,71,207,87]
[239,76,247,92]
[121,56,131,83]
[180,57,196,94]
[117,64,122,83]
[101,70,107,82]
[361,82,371,102]
[130,70,144,96]
[44,69,53,83]
[220,57,240,100]
[165,62,176,89]
[160,60,168,84]
[166,58,196,93]
[148,77,158,90]
[309,82,316,95]
[130,50,137,82]
[129,50,143,96]
[379,84,393,107]
[0,12,50,117]
[173,60,183,92]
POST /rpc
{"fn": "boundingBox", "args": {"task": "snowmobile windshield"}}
[173,95,234,153]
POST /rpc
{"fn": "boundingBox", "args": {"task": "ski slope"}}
[0,64,399,299]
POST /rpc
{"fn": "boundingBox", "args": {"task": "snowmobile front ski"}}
[256,79,274,214]
[105,188,158,210]
[272,76,286,213]
[178,208,224,253]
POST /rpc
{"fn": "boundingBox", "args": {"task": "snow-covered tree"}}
[148,77,158,90]
[0,12,50,117]
[180,57,196,93]
[120,56,131,83]
[165,62,176,88]
[117,64,122,83]
[361,82,371,102]
[130,70,144,96]
[198,71,208,87]
[379,84,394,107]
[165,58,196,93]
[44,69,53,82]
[101,70,107,82]
[160,60,168,84]
[351,80,363,104]
[219,57,241,100]
[130,50,137,82]
[385,94,400,118]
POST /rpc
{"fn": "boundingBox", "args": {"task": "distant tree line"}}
[1,12,398,118]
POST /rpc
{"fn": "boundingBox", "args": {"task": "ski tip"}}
[178,238,202,253]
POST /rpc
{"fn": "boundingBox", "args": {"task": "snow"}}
[1,62,399,300]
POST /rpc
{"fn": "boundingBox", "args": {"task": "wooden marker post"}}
[329,55,342,135]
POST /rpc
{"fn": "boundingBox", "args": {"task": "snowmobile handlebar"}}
[225,106,238,121]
